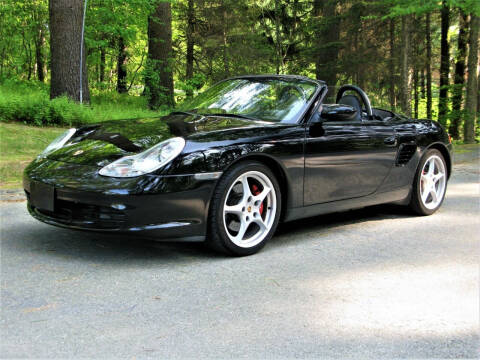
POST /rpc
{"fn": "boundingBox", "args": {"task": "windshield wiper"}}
[172,110,261,121]
[170,110,200,117]
[199,113,260,121]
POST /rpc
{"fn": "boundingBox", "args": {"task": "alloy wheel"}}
[223,171,277,248]
[419,155,446,210]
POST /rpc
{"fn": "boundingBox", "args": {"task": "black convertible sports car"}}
[24,75,452,255]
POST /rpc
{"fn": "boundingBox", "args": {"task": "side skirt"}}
[284,186,411,222]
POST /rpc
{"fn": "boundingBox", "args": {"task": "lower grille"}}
[35,199,127,229]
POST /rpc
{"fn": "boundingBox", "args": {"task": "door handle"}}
[384,135,397,145]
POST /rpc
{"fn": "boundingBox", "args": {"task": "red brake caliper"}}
[251,184,264,215]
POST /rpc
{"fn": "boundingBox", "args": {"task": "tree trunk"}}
[355,25,366,90]
[414,69,419,118]
[314,0,340,86]
[464,14,479,143]
[426,12,433,119]
[49,0,90,102]
[399,15,411,117]
[35,27,46,82]
[146,1,174,108]
[438,0,450,126]
[222,1,229,77]
[22,30,33,81]
[477,72,480,115]
[449,12,468,139]
[185,0,194,97]
[99,46,105,83]
[313,0,321,80]
[274,0,282,74]
[389,18,396,111]
[420,68,425,99]
[116,36,128,93]
[413,15,420,118]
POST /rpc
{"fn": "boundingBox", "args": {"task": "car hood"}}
[46,113,279,167]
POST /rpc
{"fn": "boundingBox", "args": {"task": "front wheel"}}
[409,149,448,215]
[207,161,281,256]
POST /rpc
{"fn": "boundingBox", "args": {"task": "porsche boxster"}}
[24,75,452,255]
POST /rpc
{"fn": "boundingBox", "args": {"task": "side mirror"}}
[321,104,358,121]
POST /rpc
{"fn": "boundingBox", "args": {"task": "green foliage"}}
[86,0,152,91]
[0,79,168,126]
[381,0,479,18]
[0,0,48,80]
[176,73,207,102]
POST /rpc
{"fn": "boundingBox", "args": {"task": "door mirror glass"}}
[321,104,358,121]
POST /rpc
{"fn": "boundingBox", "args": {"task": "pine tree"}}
[438,0,450,126]
[449,11,468,139]
[464,14,479,143]
[145,1,174,108]
[49,0,90,102]
[399,15,411,117]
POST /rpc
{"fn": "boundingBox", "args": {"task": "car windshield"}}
[177,78,318,123]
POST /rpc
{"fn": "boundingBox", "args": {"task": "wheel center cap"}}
[247,206,252,213]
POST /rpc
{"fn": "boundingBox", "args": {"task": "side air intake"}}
[396,144,417,165]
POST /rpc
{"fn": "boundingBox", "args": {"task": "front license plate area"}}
[30,181,55,212]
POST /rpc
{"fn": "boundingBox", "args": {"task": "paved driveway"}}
[1,156,479,358]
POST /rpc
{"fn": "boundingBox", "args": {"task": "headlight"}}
[39,128,76,158]
[99,137,185,178]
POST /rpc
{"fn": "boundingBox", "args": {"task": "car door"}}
[304,117,398,206]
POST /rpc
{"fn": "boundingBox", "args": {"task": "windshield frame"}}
[179,75,325,124]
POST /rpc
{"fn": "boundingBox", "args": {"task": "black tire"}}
[206,161,282,256]
[409,149,448,216]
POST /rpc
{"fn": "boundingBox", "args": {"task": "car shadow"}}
[274,203,413,243]
[5,202,416,263]
[12,226,226,264]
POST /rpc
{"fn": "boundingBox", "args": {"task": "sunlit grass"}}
[0,123,65,188]
[453,142,480,154]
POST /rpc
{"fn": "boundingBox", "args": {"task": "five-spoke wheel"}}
[410,149,448,215]
[207,162,281,256]
[419,155,446,210]
[223,171,277,248]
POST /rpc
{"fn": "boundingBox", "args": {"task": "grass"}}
[452,142,480,154]
[0,79,169,126]
[0,123,65,188]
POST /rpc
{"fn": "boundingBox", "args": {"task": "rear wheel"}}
[207,161,281,256]
[409,149,447,215]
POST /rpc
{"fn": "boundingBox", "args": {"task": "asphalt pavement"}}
[1,150,479,358]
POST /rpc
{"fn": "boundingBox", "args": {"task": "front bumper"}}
[24,160,218,241]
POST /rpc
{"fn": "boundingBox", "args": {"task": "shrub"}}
[0,79,169,126]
